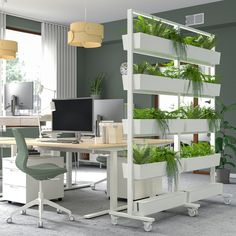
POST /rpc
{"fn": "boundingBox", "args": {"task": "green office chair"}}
[6,128,74,228]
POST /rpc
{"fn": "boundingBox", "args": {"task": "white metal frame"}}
[110,9,232,232]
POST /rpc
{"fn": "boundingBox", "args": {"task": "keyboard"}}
[37,138,76,143]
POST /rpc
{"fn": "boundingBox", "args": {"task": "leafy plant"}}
[90,72,105,95]
[181,142,214,158]
[133,108,169,134]
[133,145,180,188]
[184,34,216,50]
[179,64,204,97]
[134,16,187,59]
[215,100,236,169]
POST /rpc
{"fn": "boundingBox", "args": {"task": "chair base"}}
[7,181,74,227]
[91,178,107,190]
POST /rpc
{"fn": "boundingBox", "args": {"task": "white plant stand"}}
[110,9,232,232]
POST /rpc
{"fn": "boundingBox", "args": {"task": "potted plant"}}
[215,100,236,184]
[90,72,105,99]
[180,142,220,172]
[122,145,180,188]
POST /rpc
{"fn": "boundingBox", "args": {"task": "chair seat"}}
[27,163,67,181]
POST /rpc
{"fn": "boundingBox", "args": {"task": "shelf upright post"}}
[173,34,181,191]
[209,62,216,183]
[127,8,134,215]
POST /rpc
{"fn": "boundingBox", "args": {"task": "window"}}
[5,29,42,114]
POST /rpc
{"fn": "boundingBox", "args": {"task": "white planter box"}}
[122,119,218,136]
[122,74,221,98]
[183,153,220,172]
[134,192,187,216]
[122,33,221,66]
[122,162,167,180]
[184,183,223,202]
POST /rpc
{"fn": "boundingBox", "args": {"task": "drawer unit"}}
[3,156,64,204]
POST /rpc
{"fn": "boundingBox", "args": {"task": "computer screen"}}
[4,82,34,110]
[52,98,93,132]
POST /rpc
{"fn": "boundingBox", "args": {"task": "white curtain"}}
[41,22,77,106]
[0,12,6,116]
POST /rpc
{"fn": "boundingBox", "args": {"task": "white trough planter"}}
[122,33,221,66]
[183,153,220,172]
[122,162,167,180]
[122,119,218,136]
[122,74,221,98]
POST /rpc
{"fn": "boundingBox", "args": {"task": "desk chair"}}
[6,128,74,228]
[91,155,107,190]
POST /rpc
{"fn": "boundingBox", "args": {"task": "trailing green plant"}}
[132,61,218,87]
[134,16,187,60]
[181,142,214,158]
[133,61,150,74]
[90,72,105,95]
[184,34,216,50]
[215,100,236,169]
[133,108,169,134]
[133,145,180,188]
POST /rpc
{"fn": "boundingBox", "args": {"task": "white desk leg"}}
[109,151,118,210]
[66,152,72,189]
[83,150,126,219]
[10,144,17,157]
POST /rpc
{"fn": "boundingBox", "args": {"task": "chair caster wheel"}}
[58,198,62,201]
[69,215,75,221]
[188,208,198,217]
[223,197,231,205]
[57,209,62,214]
[21,210,26,215]
[111,215,118,225]
[143,222,152,232]
[38,222,43,228]
[6,217,12,224]
[8,201,12,204]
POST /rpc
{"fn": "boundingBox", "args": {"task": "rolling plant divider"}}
[109,9,232,232]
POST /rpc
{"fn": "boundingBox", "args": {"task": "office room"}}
[0,0,236,235]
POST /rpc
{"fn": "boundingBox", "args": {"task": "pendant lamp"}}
[0,0,18,59]
[68,1,104,48]
[0,39,17,59]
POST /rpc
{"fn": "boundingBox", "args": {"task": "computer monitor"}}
[4,82,34,115]
[52,98,93,134]
[93,99,124,135]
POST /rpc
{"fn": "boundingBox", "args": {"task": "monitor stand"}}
[72,132,83,144]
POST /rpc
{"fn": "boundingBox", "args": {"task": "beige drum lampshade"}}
[68,22,104,48]
[0,39,18,59]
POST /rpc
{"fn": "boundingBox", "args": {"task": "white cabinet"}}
[3,156,64,204]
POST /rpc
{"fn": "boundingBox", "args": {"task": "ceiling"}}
[4,0,222,25]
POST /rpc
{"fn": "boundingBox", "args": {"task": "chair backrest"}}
[12,128,29,173]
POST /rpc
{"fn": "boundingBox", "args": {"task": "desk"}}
[0,137,173,218]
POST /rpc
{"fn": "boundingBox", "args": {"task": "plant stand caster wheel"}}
[111,215,118,225]
[38,222,43,228]
[6,217,12,224]
[223,197,231,205]
[69,215,75,221]
[57,209,62,214]
[143,222,152,232]
[188,208,198,217]
[21,210,26,215]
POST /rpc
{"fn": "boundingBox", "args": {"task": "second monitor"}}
[52,98,124,136]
